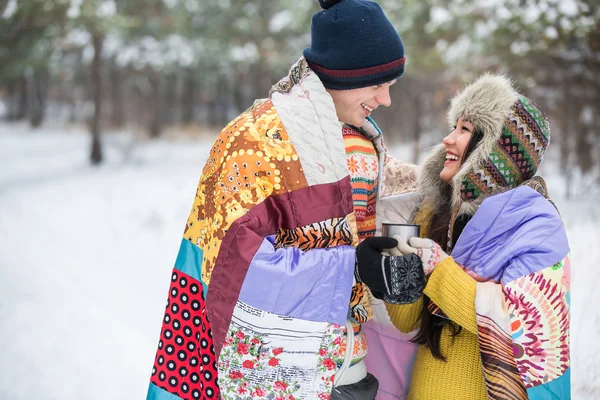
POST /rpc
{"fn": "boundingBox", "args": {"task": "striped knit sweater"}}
[342,126,378,240]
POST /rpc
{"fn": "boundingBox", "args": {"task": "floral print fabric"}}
[183,100,308,285]
[217,301,348,400]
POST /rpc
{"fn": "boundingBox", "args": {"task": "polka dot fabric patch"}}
[150,269,219,399]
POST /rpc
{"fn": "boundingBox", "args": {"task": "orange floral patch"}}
[183,100,308,284]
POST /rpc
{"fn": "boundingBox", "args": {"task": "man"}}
[146,1,420,399]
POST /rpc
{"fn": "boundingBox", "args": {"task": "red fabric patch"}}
[150,269,220,399]
[308,57,406,78]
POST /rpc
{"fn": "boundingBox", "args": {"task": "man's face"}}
[327,80,397,127]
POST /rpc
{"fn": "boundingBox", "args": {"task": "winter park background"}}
[1,0,599,399]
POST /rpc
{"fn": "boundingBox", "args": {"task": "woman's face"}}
[439,118,474,183]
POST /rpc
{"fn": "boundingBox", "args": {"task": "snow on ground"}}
[0,121,598,399]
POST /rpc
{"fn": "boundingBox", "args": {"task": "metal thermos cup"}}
[380,223,420,241]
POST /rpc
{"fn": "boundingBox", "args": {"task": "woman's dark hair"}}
[411,129,484,361]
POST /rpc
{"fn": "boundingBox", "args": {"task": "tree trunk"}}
[208,76,220,127]
[90,33,104,165]
[412,93,422,164]
[148,71,162,138]
[251,63,267,102]
[109,63,124,128]
[216,75,229,126]
[164,73,177,125]
[70,52,86,123]
[560,81,571,199]
[27,67,49,128]
[182,68,195,124]
[16,75,28,120]
[232,69,247,116]
[575,122,593,174]
[5,80,17,120]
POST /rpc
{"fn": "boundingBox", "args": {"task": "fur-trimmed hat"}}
[420,74,551,224]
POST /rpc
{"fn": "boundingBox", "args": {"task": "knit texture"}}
[425,258,477,331]
[384,254,424,305]
[408,326,487,400]
[304,0,405,89]
[386,206,486,400]
[385,295,423,333]
[386,264,486,399]
[459,94,550,206]
[407,237,448,276]
[355,236,425,304]
[343,125,378,240]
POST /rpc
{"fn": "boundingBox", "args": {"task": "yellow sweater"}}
[386,208,487,400]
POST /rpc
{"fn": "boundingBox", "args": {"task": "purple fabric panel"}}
[238,236,355,326]
[206,176,354,359]
[452,186,569,284]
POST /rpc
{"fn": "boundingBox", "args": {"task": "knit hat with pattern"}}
[420,74,551,217]
[303,0,405,90]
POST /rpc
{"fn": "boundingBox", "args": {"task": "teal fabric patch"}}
[146,383,181,400]
[526,368,570,400]
[174,238,208,296]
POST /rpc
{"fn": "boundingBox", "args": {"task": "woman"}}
[356,74,570,399]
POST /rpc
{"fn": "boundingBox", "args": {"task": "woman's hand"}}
[396,237,448,275]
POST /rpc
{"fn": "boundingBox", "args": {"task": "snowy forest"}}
[1,1,599,399]
[1,0,598,181]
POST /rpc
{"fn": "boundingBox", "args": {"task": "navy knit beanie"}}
[303,0,405,90]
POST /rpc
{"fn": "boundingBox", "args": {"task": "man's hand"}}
[356,236,425,304]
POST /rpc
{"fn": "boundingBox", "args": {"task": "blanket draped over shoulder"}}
[145,57,419,400]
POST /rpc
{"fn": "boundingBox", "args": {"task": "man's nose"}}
[376,86,392,107]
